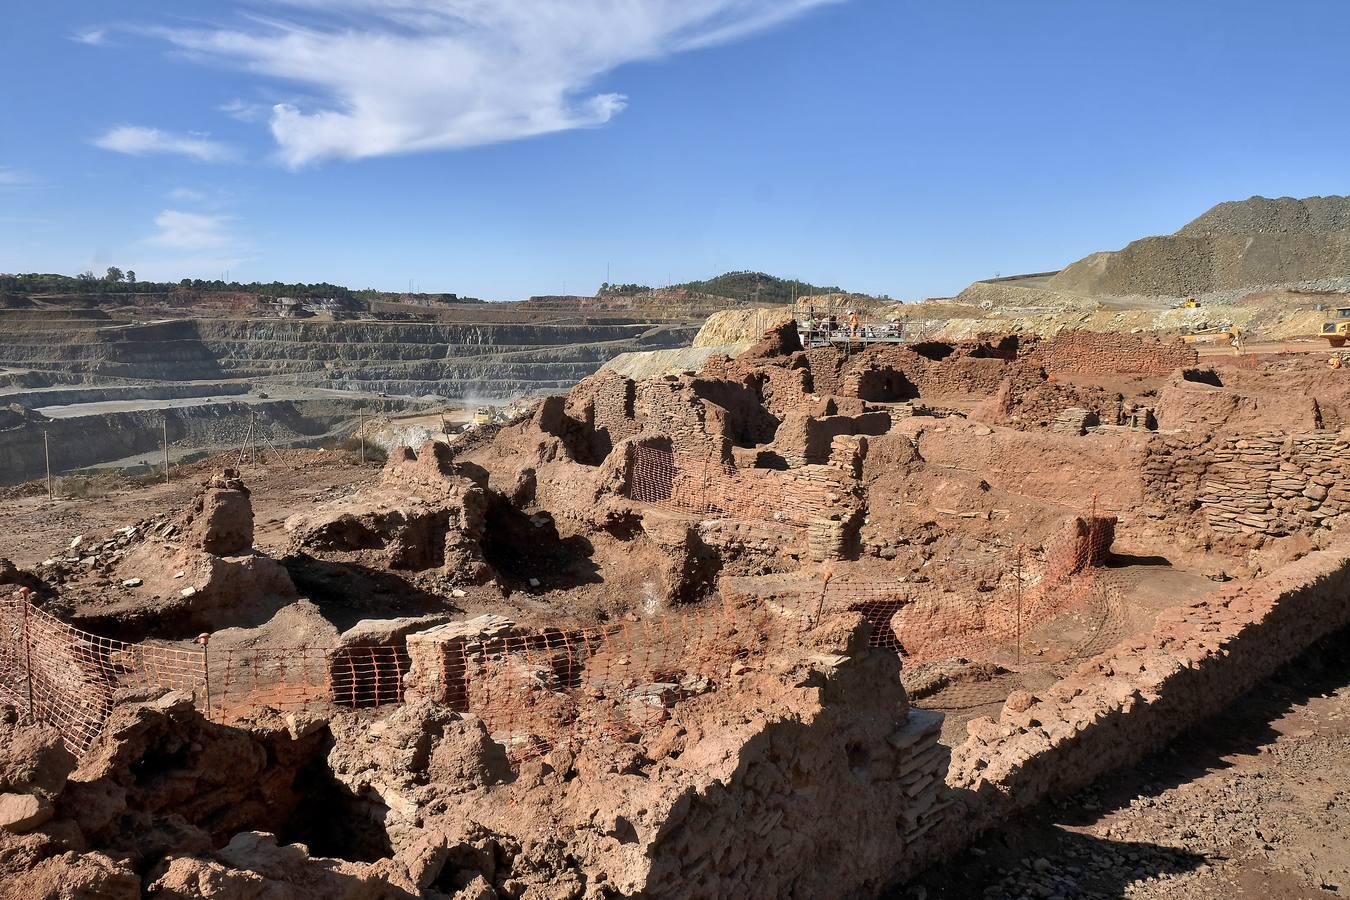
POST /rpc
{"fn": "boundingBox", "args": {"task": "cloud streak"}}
[72,27,107,46]
[94,126,237,162]
[0,167,38,187]
[141,0,843,167]
[149,210,236,251]
[135,209,253,281]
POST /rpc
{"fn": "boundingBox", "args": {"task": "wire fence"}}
[1,506,1118,758]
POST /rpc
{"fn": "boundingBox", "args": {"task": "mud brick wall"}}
[771,411,891,467]
[1005,381,1126,431]
[636,637,954,900]
[922,540,1350,873]
[572,369,639,442]
[636,376,732,461]
[696,518,807,559]
[1028,330,1197,377]
[688,377,780,446]
[838,348,1011,402]
[758,364,815,419]
[697,354,736,380]
[803,348,846,396]
[1200,430,1350,537]
[779,464,861,561]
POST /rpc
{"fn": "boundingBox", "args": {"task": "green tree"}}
[104,266,123,282]
[125,270,136,284]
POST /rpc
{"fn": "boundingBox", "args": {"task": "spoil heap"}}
[1047,194,1350,298]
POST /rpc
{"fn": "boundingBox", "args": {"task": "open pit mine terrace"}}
[2,321,1350,899]
[0,305,699,484]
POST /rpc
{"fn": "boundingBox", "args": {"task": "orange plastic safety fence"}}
[1,509,1116,759]
[0,593,206,754]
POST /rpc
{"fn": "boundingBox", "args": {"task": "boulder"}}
[0,793,53,834]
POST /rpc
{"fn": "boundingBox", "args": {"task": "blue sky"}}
[1,0,1347,300]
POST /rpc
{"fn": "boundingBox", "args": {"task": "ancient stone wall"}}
[635,376,731,461]
[564,368,640,461]
[758,364,815,419]
[1199,431,1350,537]
[1140,429,1350,540]
[804,347,846,396]
[770,411,891,467]
[688,377,780,447]
[1028,330,1197,377]
[838,347,1010,402]
[1002,381,1129,431]
[926,540,1350,871]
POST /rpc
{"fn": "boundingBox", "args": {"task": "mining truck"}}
[1322,307,1350,348]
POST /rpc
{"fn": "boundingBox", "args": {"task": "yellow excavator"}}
[1176,298,1200,309]
[1322,307,1350,348]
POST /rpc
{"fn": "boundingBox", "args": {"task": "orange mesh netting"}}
[1,508,1116,758]
[0,593,205,753]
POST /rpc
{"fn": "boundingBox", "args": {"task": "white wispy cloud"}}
[149,210,236,250]
[94,126,237,162]
[138,0,843,167]
[72,27,107,46]
[218,98,269,123]
[128,209,253,281]
[167,187,210,203]
[0,167,38,187]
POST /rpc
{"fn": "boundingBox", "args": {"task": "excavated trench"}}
[280,735,397,863]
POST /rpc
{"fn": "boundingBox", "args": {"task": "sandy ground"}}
[898,629,1350,899]
[0,450,378,567]
[916,563,1222,745]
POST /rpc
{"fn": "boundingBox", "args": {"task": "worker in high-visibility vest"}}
[848,310,859,336]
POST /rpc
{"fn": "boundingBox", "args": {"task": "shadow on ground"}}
[890,626,1350,899]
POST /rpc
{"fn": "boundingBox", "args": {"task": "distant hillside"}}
[672,271,883,305]
[1045,195,1350,299]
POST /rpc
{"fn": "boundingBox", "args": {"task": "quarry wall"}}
[0,312,700,397]
[0,398,417,485]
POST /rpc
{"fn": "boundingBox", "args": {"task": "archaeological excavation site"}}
[5,211,1350,900]
[12,0,1350,890]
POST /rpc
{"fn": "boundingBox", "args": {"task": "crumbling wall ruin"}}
[930,539,1350,865]
[1027,329,1198,377]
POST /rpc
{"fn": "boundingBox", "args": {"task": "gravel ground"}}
[897,630,1350,899]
